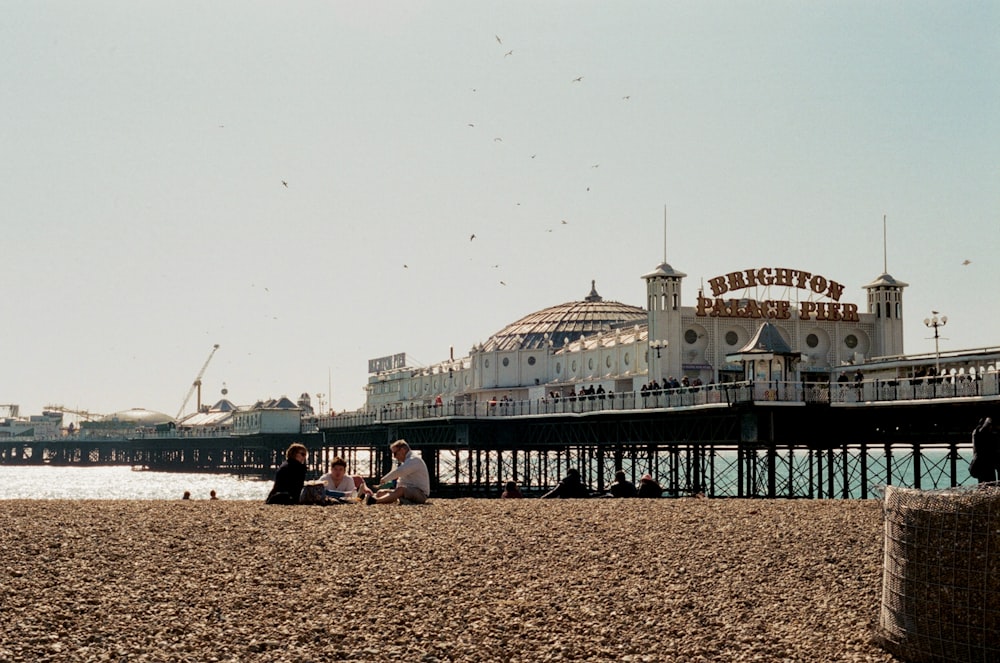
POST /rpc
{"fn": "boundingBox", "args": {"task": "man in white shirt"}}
[368,439,430,505]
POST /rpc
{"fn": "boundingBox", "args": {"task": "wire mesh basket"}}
[875,483,1000,662]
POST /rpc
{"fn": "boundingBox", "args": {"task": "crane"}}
[176,344,220,420]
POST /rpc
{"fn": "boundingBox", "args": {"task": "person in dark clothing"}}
[540,468,592,499]
[637,473,663,498]
[266,443,309,504]
[608,470,637,497]
[970,417,1000,483]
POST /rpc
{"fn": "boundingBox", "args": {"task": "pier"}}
[4,377,995,498]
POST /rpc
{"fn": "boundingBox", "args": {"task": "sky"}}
[2,1,998,421]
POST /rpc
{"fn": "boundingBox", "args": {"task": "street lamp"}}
[923,313,947,376]
[649,340,668,359]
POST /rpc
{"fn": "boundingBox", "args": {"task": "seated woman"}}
[319,456,373,499]
[637,473,664,498]
[266,443,308,505]
[501,480,523,498]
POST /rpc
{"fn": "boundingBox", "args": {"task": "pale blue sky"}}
[2,1,998,419]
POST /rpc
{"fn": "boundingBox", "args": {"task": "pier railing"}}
[321,373,1000,427]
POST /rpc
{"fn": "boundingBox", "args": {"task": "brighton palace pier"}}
[4,260,999,498]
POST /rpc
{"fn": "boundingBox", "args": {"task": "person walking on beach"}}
[970,417,1000,483]
[540,468,593,498]
[367,439,430,505]
[266,443,309,505]
[608,470,637,497]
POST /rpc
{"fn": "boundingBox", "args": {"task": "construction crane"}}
[176,344,220,420]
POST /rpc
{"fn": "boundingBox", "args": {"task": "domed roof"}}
[481,281,647,351]
[101,408,175,425]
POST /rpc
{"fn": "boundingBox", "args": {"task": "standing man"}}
[367,439,430,505]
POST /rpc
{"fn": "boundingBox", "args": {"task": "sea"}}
[0,446,980,500]
[0,465,271,501]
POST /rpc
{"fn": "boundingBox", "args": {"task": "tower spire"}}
[883,214,887,273]
[663,204,667,263]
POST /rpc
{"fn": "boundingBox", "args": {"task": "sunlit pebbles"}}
[0,499,900,662]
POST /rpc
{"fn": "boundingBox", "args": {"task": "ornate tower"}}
[864,272,907,357]
[643,261,686,382]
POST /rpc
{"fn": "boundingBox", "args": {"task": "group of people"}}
[524,468,668,499]
[266,439,431,506]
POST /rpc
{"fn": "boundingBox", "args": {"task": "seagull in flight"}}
[622,95,630,100]
[496,35,502,45]
[470,234,476,241]
[499,281,507,286]
[281,180,288,188]
[571,76,583,83]
[505,50,513,57]
[962,259,972,266]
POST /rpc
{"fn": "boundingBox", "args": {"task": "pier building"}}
[364,259,908,411]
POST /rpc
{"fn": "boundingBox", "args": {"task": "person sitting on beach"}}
[266,443,308,505]
[608,470,637,498]
[209,490,218,500]
[366,439,430,505]
[540,468,593,499]
[970,417,1000,483]
[637,473,663,498]
[182,491,191,500]
[501,480,523,498]
[319,456,373,499]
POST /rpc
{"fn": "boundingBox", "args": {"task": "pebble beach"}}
[0,499,900,662]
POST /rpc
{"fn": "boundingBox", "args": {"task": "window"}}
[588,358,594,370]
[845,335,858,349]
[725,331,738,346]
[806,334,819,348]
[685,329,698,344]
[527,356,536,366]
[502,357,509,367]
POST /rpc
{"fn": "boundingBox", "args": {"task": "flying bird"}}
[561,219,568,224]
[591,164,599,168]
[403,264,409,269]
[470,234,476,241]
[467,123,475,127]
[962,259,972,266]
[504,50,513,57]
[499,281,507,286]
[622,95,630,100]
[494,137,503,142]
[496,35,502,45]
[281,180,288,188]
[571,76,583,83]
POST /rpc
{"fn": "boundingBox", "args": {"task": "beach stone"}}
[0,498,901,662]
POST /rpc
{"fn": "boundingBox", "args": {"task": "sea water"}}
[0,465,271,500]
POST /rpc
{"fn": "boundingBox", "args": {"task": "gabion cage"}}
[876,484,1000,662]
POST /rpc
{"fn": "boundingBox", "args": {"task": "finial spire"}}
[883,214,887,273]
[663,204,668,263]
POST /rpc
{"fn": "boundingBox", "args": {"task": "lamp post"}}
[923,313,947,376]
[649,340,668,383]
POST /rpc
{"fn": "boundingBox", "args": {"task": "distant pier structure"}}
[5,255,1000,496]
